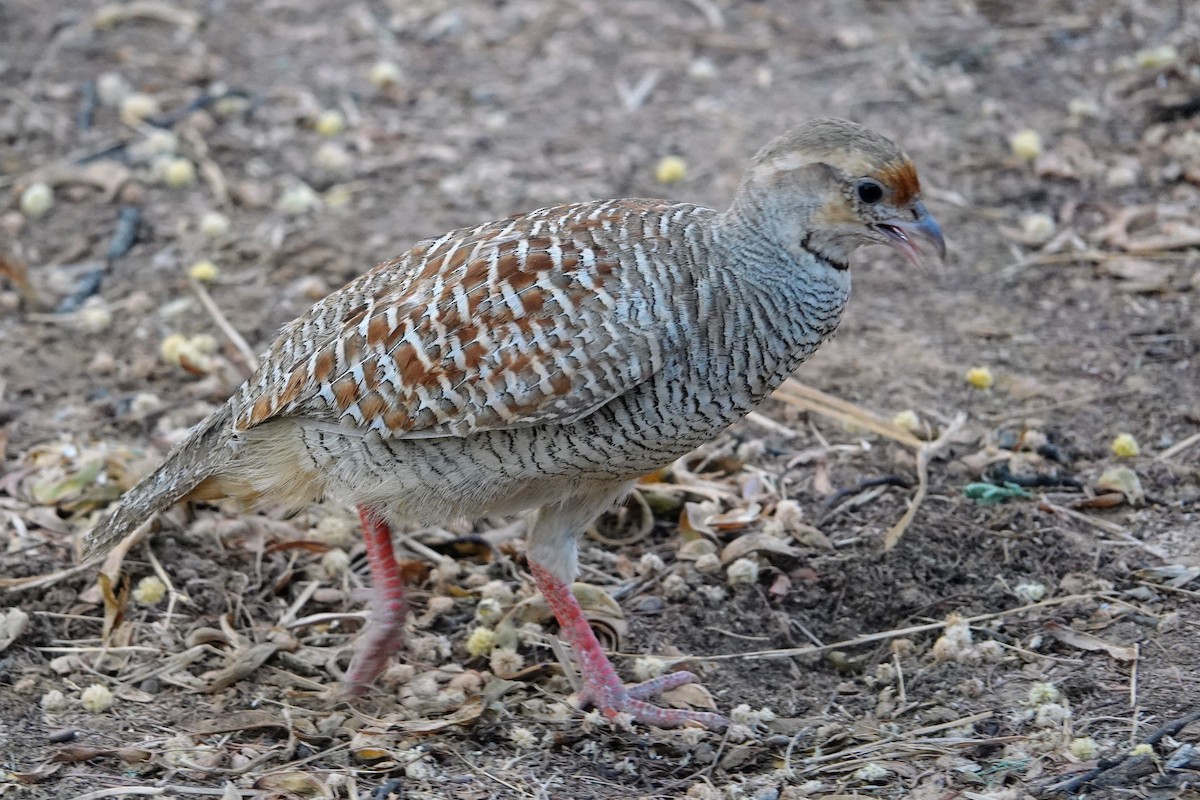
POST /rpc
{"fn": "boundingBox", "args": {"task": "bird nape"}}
[86,117,944,729]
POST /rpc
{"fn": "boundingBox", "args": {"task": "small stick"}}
[884,412,966,550]
[660,592,1100,664]
[189,277,258,374]
[1158,430,1200,462]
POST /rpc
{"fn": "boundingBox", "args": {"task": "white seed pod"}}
[314,110,346,137]
[725,557,759,587]
[369,61,403,88]
[277,182,321,215]
[19,182,53,218]
[320,548,351,576]
[133,575,167,605]
[199,211,231,238]
[120,93,160,126]
[40,689,68,712]
[80,683,114,713]
[474,597,503,625]
[96,72,132,106]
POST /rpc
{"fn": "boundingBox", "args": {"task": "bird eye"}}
[856,180,884,204]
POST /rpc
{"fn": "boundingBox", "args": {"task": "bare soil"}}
[2,1,1199,798]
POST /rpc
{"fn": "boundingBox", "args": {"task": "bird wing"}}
[230,199,692,439]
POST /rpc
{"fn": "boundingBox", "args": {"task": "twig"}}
[71,788,164,800]
[774,379,923,450]
[1158,430,1200,462]
[659,593,1098,664]
[1039,500,1169,559]
[189,277,258,374]
[744,410,798,439]
[884,412,966,550]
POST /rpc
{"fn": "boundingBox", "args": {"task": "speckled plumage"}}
[86,118,944,727]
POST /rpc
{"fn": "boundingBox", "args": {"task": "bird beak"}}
[874,201,946,266]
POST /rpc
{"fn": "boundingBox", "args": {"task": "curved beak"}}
[874,201,946,266]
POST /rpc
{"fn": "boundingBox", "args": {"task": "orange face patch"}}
[874,159,920,206]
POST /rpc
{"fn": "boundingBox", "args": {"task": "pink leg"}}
[341,506,407,697]
[529,559,728,729]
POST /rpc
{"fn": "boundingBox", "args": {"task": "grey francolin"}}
[86,118,944,728]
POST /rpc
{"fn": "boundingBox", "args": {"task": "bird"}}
[85,118,944,729]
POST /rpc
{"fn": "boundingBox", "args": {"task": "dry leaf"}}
[391,699,484,733]
[253,770,331,798]
[1044,621,1136,661]
[1100,259,1174,293]
[198,641,280,692]
[1095,466,1145,505]
[661,681,719,712]
[187,710,291,737]
[0,607,30,653]
[720,533,801,565]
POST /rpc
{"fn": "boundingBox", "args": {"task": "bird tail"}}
[83,404,235,559]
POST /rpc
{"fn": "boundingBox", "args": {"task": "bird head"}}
[730,118,945,270]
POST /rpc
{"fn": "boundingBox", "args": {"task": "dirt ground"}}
[2,0,1199,798]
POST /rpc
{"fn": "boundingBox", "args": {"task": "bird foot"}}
[338,600,406,698]
[529,558,727,729]
[339,507,408,699]
[579,668,729,729]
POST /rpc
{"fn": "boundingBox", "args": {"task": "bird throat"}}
[799,233,850,271]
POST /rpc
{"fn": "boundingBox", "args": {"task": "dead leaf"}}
[253,770,331,798]
[661,681,719,712]
[198,641,280,692]
[186,710,291,737]
[1044,621,1137,661]
[1095,466,1145,505]
[96,573,127,643]
[51,745,152,763]
[720,532,801,565]
[0,607,30,653]
[1100,259,1175,292]
[391,700,484,733]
